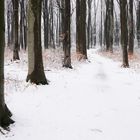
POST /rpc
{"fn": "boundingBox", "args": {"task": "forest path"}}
[2,49,140,140]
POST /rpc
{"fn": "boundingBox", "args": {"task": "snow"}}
[1,49,140,140]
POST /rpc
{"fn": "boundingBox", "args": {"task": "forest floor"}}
[1,48,140,140]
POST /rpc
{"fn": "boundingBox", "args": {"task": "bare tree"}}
[120,0,129,67]
[0,0,14,128]
[12,0,20,60]
[128,0,134,55]
[76,0,87,60]
[26,0,48,85]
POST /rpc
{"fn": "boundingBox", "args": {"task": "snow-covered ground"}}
[1,49,140,140]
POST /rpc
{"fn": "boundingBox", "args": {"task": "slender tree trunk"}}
[43,0,49,49]
[20,0,24,49]
[50,1,55,49]
[26,0,48,85]
[7,3,11,47]
[120,0,129,67]
[136,1,140,48]
[128,0,134,55]
[105,0,113,52]
[76,0,87,60]
[63,0,72,68]
[99,0,103,47]
[87,0,92,49]
[0,0,14,128]
[12,0,20,60]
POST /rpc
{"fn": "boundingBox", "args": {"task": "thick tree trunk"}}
[76,0,87,60]
[0,0,14,128]
[26,0,48,85]
[63,0,72,68]
[120,0,129,67]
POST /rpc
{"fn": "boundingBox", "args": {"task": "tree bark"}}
[120,0,129,67]
[26,0,48,85]
[76,0,87,60]
[105,0,114,52]
[12,0,20,60]
[128,0,134,55]
[136,1,140,48]
[0,0,14,128]
[63,0,72,68]
[43,0,49,49]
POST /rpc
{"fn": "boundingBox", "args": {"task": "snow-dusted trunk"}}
[76,0,87,60]
[0,0,14,128]
[128,0,134,55]
[26,0,48,85]
[120,0,129,67]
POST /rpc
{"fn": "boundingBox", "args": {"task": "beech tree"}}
[0,0,14,128]
[62,0,72,68]
[104,0,114,52]
[136,1,140,48]
[120,0,129,67]
[26,0,48,85]
[76,0,87,60]
[128,0,134,55]
[12,0,20,60]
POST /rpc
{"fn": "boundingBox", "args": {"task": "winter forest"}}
[1,0,140,140]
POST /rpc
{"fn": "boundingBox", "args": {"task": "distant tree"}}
[76,0,87,60]
[136,1,140,48]
[26,0,48,85]
[128,0,134,55]
[43,0,49,49]
[87,0,92,49]
[120,0,129,67]
[104,0,114,52]
[20,0,27,50]
[62,0,72,68]
[12,0,20,60]
[93,0,99,47]
[99,0,103,47]
[0,0,14,128]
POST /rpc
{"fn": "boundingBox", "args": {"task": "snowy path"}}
[2,49,140,140]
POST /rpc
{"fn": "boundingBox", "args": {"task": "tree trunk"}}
[105,0,113,52]
[12,0,20,60]
[0,0,14,128]
[87,0,92,49]
[43,0,49,49]
[26,0,48,85]
[99,0,103,47]
[76,0,87,60]
[63,0,72,68]
[120,0,129,67]
[136,1,140,48]
[128,0,134,55]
